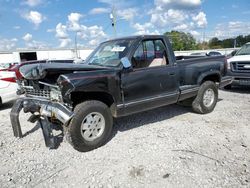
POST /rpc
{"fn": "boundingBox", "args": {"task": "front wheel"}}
[66,100,113,152]
[192,81,218,114]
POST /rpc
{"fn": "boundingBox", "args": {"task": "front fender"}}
[57,70,121,105]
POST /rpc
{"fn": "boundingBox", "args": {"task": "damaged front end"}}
[10,64,74,149]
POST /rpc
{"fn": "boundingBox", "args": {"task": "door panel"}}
[119,38,180,115]
[121,66,179,115]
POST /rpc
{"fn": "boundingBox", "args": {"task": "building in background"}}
[0,48,93,64]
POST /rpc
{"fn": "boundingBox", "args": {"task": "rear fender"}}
[197,71,221,85]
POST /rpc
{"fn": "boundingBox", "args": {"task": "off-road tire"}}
[192,81,218,114]
[66,100,113,152]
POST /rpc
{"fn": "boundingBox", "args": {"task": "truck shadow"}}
[22,102,223,150]
[22,122,64,149]
[222,86,250,94]
[0,101,14,111]
[22,105,191,150]
[112,104,191,137]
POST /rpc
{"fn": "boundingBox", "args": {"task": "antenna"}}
[110,6,117,37]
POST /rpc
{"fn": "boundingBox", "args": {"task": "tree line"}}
[164,31,250,51]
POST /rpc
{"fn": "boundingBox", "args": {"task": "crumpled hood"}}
[19,63,109,80]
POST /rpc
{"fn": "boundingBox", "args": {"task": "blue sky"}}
[0,0,250,50]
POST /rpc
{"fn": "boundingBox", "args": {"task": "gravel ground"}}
[0,88,249,188]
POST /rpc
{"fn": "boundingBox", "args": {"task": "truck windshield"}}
[85,39,134,67]
[235,44,250,56]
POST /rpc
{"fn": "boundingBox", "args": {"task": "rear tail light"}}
[8,64,22,80]
[0,71,17,83]
[1,77,16,83]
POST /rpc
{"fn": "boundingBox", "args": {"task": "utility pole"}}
[202,27,206,50]
[75,32,78,58]
[110,6,117,37]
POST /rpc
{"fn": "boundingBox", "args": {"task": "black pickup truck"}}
[10,35,232,152]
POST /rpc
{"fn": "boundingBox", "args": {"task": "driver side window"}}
[132,39,169,69]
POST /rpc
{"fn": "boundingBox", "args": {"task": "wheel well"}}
[202,74,220,84]
[70,91,115,108]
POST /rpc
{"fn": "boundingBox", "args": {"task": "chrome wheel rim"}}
[203,88,215,107]
[80,112,105,141]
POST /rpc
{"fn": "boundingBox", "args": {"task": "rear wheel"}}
[192,81,218,114]
[66,100,113,152]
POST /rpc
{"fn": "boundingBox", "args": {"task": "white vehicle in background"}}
[226,42,250,88]
[0,71,18,106]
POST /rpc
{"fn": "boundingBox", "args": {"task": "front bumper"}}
[10,97,74,148]
[227,71,250,86]
[232,78,250,86]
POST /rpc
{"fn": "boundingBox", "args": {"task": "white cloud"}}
[88,39,99,46]
[22,33,33,42]
[55,23,71,48]
[154,0,201,10]
[174,24,189,30]
[151,9,188,28]
[25,40,49,49]
[133,23,155,35]
[11,38,18,42]
[89,7,110,15]
[192,12,207,28]
[0,38,18,51]
[53,12,108,48]
[13,26,21,29]
[116,8,138,21]
[55,23,68,39]
[59,38,71,48]
[68,12,83,32]
[87,25,106,38]
[212,21,250,39]
[23,11,45,27]
[23,0,43,7]
[54,22,71,47]
[133,23,153,31]
[134,29,160,35]
[228,21,247,31]
[77,25,107,46]
[98,0,132,9]
[68,12,82,23]
[190,30,200,37]
[129,0,206,40]
[47,28,54,32]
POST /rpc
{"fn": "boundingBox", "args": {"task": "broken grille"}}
[23,86,51,99]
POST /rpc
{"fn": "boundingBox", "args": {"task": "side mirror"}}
[121,57,132,69]
[231,50,237,56]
